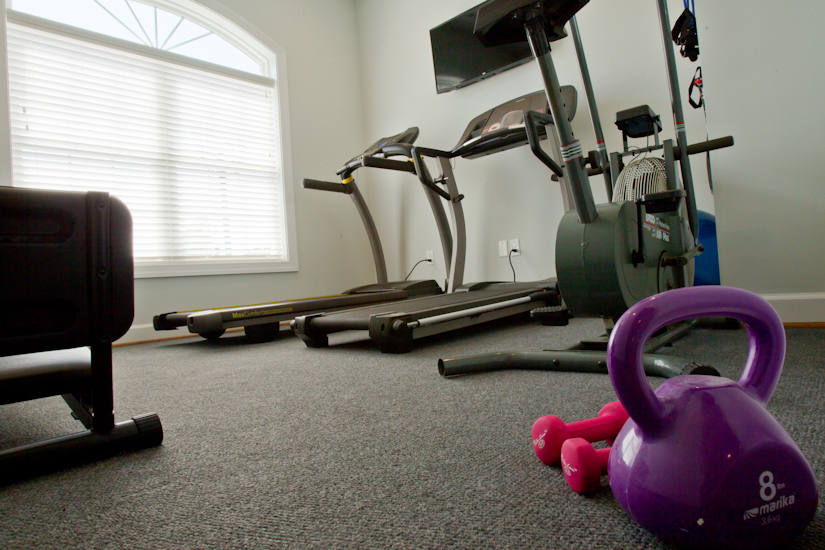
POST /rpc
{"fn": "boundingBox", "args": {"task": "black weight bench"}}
[0,187,162,481]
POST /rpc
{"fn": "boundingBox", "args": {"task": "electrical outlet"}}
[510,239,521,256]
[426,250,434,263]
[498,240,507,258]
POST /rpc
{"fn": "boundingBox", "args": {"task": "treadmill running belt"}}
[293,281,559,353]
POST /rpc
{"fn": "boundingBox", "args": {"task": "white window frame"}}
[0,1,12,186]
[0,0,299,278]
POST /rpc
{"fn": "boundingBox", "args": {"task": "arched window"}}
[5,0,295,277]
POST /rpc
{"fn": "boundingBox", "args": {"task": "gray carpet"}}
[0,317,823,549]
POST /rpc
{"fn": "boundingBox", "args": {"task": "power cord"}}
[508,248,517,282]
[628,144,648,161]
[405,258,433,281]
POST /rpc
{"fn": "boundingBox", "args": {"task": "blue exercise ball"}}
[694,210,720,286]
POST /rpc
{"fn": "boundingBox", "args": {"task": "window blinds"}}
[6,20,287,273]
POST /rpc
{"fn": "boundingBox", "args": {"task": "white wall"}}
[353,0,825,322]
[699,1,825,321]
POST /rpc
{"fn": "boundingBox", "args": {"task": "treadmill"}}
[291,89,577,353]
[153,128,460,343]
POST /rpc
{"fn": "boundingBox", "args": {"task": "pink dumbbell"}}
[560,438,610,494]
[531,401,628,465]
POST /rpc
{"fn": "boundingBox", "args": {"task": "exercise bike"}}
[439,0,733,378]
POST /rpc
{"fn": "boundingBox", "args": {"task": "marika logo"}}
[743,470,796,520]
[533,430,547,450]
[561,454,577,477]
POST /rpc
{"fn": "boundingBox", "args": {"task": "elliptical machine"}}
[439,0,733,378]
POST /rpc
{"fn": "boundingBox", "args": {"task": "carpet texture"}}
[1,316,823,549]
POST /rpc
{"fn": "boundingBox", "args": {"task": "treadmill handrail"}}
[334,141,460,290]
[524,111,564,177]
[412,145,455,159]
[363,142,458,279]
[360,156,416,173]
[302,178,353,194]
[409,146,452,202]
[381,143,414,157]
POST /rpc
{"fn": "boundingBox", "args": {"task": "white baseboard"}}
[760,293,825,323]
[116,323,195,346]
[117,321,287,346]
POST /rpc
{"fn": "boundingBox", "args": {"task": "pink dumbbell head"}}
[531,401,628,465]
[560,438,610,494]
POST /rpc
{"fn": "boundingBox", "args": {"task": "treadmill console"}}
[337,127,420,176]
[452,86,577,159]
[362,127,419,158]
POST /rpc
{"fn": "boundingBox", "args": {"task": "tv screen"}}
[430,1,533,94]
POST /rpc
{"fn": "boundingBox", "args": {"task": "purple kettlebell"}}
[607,286,818,549]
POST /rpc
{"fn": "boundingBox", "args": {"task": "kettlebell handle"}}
[607,286,786,434]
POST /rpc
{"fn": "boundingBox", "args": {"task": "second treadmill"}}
[292,89,577,353]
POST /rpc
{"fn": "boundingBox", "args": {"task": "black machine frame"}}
[439,0,734,377]
[0,188,163,481]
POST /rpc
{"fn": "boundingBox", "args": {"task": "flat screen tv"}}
[430,1,533,94]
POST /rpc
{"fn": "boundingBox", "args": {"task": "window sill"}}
[134,257,299,279]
